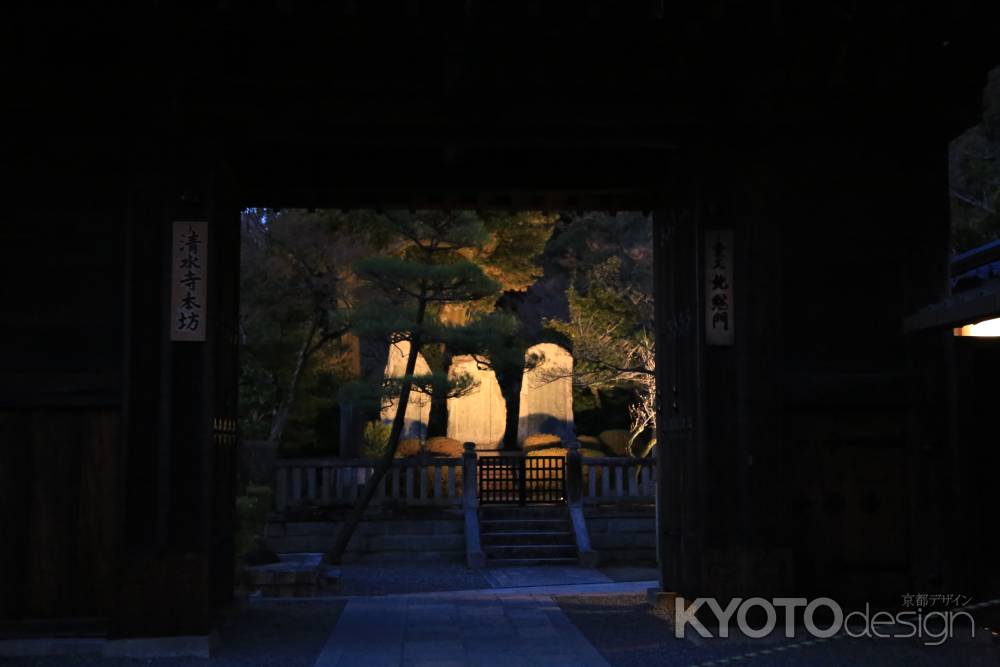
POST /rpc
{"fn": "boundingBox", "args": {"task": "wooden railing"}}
[578,456,656,504]
[274,456,465,511]
[272,444,656,512]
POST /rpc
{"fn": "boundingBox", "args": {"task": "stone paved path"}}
[314,591,611,667]
[483,565,613,589]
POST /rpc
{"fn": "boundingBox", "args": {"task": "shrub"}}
[522,433,563,451]
[598,429,630,456]
[361,420,391,458]
[526,446,605,459]
[394,438,423,458]
[426,436,464,457]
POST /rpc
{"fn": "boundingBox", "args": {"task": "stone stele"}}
[446,355,506,450]
[380,340,431,440]
[517,342,574,444]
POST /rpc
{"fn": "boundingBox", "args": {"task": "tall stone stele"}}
[446,355,506,450]
[517,343,574,444]
[380,340,432,440]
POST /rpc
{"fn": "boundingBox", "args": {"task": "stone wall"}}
[266,505,655,565]
[584,506,656,564]
[265,512,465,562]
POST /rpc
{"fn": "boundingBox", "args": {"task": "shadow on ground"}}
[554,593,1000,667]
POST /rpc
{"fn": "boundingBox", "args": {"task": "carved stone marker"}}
[446,355,506,450]
[380,340,431,439]
[517,343,574,444]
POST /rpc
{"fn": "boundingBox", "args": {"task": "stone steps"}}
[479,504,567,520]
[480,518,572,532]
[480,530,575,546]
[484,557,580,567]
[479,504,579,566]
[484,544,579,560]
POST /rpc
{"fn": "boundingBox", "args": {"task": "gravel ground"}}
[337,559,491,596]
[555,593,1000,667]
[0,601,344,667]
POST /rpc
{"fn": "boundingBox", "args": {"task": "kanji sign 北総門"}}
[705,230,733,346]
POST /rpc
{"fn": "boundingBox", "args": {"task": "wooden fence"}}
[579,456,656,504]
[272,446,656,512]
[274,456,465,511]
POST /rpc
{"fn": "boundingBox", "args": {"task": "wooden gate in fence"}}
[477,455,566,505]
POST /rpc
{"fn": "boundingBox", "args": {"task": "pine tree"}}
[421,211,556,439]
[326,211,501,564]
[239,208,377,448]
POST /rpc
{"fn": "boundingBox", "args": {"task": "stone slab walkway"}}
[483,565,613,589]
[313,591,611,667]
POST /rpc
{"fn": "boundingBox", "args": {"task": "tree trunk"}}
[268,319,318,444]
[426,347,453,438]
[497,369,524,451]
[590,385,602,409]
[326,302,427,564]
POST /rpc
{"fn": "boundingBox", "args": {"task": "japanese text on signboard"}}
[170,221,208,341]
[705,230,733,346]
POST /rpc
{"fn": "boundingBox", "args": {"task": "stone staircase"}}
[479,504,579,566]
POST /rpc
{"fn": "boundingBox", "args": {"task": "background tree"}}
[950,65,1000,253]
[327,211,501,564]
[544,212,656,456]
[239,208,376,450]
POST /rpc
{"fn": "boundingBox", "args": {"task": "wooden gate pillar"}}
[115,148,240,639]
[653,182,706,597]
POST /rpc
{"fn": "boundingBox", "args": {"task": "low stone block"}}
[585,518,609,533]
[591,533,635,549]
[607,518,654,533]
[286,522,336,536]
[370,533,464,551]
[634,532,657,547]
[0,639,103,658]
[243,553,325,596]
[431,520,464,534]
[102,633,219,659]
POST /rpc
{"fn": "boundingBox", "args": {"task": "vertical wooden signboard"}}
[705,230,734,346]
[170,221,208,342]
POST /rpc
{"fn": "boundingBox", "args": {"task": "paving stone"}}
[461,623,516,639]
[402,639,464,660]
[405,624,462,639]
[315,586,611,667]
[465,653,532,667]
[515,624,561,639]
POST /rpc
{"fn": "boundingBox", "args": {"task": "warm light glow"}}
[953,317,1000,337]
